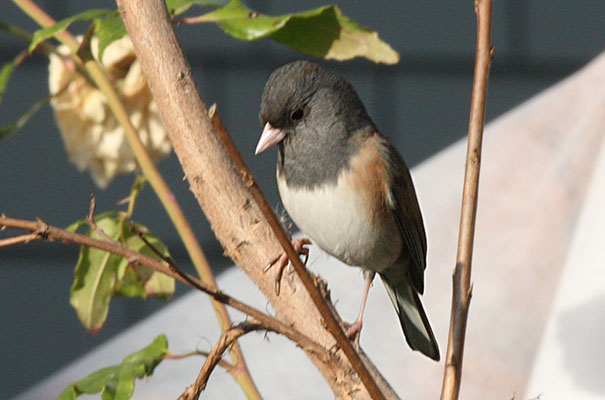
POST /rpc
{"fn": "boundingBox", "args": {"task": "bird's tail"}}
[381,276,440,361]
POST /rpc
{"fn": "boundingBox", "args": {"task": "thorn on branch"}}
[240,170,255,187]
[35,218,50,240]
[86,192,114,242]
[87,192,97,223]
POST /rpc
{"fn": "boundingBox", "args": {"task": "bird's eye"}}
[291,109,304,121]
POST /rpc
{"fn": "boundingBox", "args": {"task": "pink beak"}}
[255,122,286,155]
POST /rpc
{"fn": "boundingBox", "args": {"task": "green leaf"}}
[166,0,227,15]
[69,209,174,332]
[66,219,88,233]
[0,61,16,104]
[114,265,146,298]
[199,0,399,64]
[115,222,175,299]
[58,335,168,400]
[93,15,127,63]
[67,211,117,233]
[29,9,115,53]
[70,215,123,333]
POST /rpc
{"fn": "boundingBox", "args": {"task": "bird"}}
[255,60,440,361]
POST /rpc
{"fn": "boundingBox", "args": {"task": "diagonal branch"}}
[180,321,265,400]
[440,1,494,399]
[0,215,327,357]
[115,0,396,398]
[209,101,386,400]
[0,232,39,247]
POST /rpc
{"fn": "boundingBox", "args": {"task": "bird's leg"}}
[345,272,375,345]
[263,238,311,295]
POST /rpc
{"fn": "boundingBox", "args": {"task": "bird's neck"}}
[277,126,372,189]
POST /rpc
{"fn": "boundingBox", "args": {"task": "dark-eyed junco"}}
[256,60,440,361]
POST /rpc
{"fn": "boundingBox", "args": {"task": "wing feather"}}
[376,135,427,294]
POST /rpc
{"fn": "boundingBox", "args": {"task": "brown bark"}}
[115,0,398,398]
[440,0,493,399]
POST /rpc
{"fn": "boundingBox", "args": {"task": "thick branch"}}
[209,105,390,396]
[115,0,394,398]
[440,1,493,399]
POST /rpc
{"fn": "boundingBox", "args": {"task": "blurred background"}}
[1,1,603,397]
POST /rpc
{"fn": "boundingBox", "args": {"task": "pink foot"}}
[344,319,363,345]
[264,238,311,295]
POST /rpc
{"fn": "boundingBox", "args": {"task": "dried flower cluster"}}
[48,36,171,188]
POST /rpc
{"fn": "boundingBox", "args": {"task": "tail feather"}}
[381,276,440,361]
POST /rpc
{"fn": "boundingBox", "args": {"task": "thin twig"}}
[209,105,386,400]
[12,48,30,66]
[130,222,176,265]
[129,222,204,293]
[180,321,265,400]
[440,1,493,399]
[164,350,232,369]
[172,15,206,25]
[0,215,327,358]
[86,192,114,242]
[0,233,40,247]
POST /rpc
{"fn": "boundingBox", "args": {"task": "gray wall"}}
[1,1,603,397]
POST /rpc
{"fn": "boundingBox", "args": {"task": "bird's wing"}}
[377,135,428,294]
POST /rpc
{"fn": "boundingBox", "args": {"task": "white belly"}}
[277,174,401,271]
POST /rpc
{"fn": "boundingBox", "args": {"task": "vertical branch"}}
[13,0,261,398]
[440,1,493,399]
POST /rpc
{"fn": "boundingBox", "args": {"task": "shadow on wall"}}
[557,294,605,394]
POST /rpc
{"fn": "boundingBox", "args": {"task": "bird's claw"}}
[327,320,363,355]
[344,319,363,346]
[264,238,311,295]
